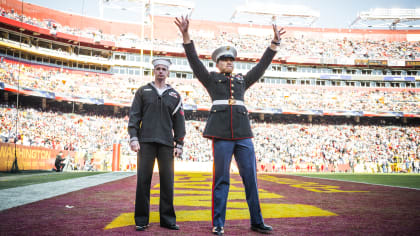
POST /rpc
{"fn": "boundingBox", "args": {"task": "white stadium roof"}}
[231,2,319,27]
[350,8,420,29]
[99,0,194,23]
[99,1,419,30]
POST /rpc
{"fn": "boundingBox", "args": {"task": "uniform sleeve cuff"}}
[182,40,193,46]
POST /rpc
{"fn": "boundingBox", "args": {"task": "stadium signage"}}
[355,59,388,66]
[383,76,415,81]
[0,143,77,171]
[405,61,420,67]
[355,59,369,65]
[368,60,388,66]
[21,88,55,99]
[320,75,352,80]
[0,143,54,171]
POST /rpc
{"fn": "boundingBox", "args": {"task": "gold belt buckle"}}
[228,99,236,105]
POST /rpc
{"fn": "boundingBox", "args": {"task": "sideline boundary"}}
[290,174,420,191]
[0,172,136,211]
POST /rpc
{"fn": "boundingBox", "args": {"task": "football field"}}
[0,172,419,235]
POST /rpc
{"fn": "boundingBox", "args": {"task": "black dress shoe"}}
[135,224,149,231]
[160,224,179,230]
[212,226,224,235]
[251,223,272,234]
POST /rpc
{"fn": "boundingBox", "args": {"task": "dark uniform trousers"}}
[128,82,185,227]
[134,142,176,226]
[212,138,263,227]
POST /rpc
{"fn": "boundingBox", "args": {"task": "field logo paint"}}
[259,176,369,193]
[105,172,336,230]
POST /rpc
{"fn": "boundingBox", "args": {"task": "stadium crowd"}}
[1,105,419,173]
[0,105,128,154]
[251,121,419,173]
[1,60,419,113]
[0,7,115,43]
[2,7,420,60]
[0,60,134,101]
[1,7,419,174]
[186,30,420,60]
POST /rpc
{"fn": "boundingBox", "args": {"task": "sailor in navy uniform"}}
[128,58,186,232]
[175,16,285,235]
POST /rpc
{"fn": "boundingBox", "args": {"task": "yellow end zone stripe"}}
[105,204,337,230]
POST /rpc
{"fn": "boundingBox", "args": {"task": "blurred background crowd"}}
[1,105,419,173]
[1,60,418,113]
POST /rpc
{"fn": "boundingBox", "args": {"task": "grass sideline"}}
[0,171,108,190]
[291,173,420,189]
[2,171,419,190]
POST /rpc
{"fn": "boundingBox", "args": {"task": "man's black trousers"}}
[134,142,176,226]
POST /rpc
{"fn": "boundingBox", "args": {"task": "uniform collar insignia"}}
[235,74,244,80]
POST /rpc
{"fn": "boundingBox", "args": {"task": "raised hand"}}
[272,24,286,43]
[174,15,190,35]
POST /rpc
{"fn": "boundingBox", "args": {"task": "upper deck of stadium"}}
[0,0,419,63]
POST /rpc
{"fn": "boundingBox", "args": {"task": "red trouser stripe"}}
[211,138,215,226]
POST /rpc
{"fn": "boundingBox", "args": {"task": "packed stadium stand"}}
[0,0,419,173]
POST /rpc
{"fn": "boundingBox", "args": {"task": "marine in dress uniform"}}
[175,16,285,235]
[128,58,186,231]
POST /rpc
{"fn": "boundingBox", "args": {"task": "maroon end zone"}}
[0,173,419,235]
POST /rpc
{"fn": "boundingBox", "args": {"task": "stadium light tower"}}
[98,0,194,79]
[231,2,319,27]
[99,0,194,22]
[350,8,420,29]
[143,0,194,62]
[144,0,194,18]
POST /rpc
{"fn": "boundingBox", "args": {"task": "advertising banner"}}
[0,143,75,171]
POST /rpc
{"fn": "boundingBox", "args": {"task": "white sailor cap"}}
[211,45,237,62]
[152,58,172,68]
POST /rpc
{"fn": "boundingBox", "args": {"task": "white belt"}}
[212,99,245,106]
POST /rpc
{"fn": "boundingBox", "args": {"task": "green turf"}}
[291,173,420,189]
[0,172,108,190]
[2,171,419,190]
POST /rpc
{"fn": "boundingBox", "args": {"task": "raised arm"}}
[244,24,286,89]
[174,15,191,44]
[175,15,211,87]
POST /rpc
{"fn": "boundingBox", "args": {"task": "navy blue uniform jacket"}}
[128,83,185,147]
[183,41,276,140]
